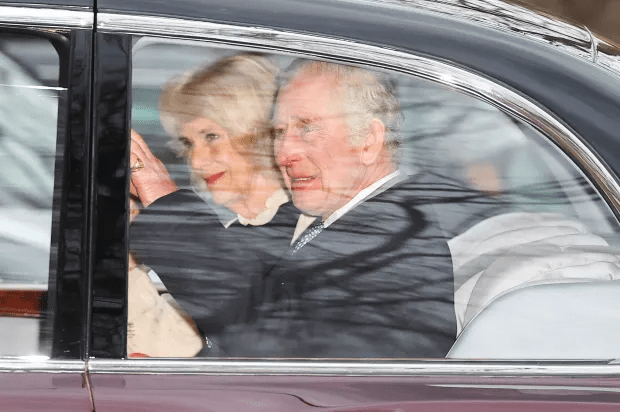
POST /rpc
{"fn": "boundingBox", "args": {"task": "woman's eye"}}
[204,133,219,143]
[273,127,285,140]
[178,136,192,148]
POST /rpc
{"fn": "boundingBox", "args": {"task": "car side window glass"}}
[0,33,63,357]
[127,38,620,360]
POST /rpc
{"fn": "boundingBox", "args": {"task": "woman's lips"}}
[206,171,225,185]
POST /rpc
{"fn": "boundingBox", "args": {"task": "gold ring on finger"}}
[131,158,145,172]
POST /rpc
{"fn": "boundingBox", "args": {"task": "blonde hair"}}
[159,53,279,166]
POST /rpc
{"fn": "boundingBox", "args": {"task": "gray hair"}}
[277,59,403,159]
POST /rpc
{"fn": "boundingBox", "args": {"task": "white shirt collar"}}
[224,217,237,229]
[224,188,290,228]
[291,170,402,244]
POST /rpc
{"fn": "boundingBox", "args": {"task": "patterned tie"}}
[291,220,324,255]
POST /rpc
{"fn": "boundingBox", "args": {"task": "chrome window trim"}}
[0,5,93,29]
[0,359,85,374]
[89,359,620,377]
[99,12,620,217]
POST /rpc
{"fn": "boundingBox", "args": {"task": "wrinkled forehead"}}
[274,71,344,122]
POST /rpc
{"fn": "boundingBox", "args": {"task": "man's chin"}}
[291,192,325,217]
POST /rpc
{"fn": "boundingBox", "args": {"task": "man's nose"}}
[275,130,303,167]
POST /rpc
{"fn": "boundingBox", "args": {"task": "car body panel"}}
[89,370,620,411]
[89,360,620,411]
[2,1,620,411]
[0,361,91,411]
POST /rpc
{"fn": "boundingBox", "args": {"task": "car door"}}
[87,0,620,411]
[0,2,93,411]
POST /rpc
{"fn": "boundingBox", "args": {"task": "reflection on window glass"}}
[128,38,620,360]
[0,34,62,357]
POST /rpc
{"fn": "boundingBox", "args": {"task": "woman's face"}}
[180,117,255,209]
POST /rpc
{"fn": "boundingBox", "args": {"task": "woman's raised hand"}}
[130,129,178,207]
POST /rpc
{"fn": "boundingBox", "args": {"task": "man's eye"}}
[299,121,316,135]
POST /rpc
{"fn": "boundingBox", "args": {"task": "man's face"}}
[274,71,367,218]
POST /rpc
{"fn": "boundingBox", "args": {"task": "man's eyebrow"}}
[297,115,322,124]
[273,114,322,126]
[273,115,311,125]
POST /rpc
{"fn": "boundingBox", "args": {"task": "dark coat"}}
[130,190,299,336]
[131,174,457,358]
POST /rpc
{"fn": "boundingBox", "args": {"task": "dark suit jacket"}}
[220,174,457,358]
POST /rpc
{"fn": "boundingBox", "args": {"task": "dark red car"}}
[1,0,620,410]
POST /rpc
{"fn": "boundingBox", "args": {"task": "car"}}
[1,0,620,410]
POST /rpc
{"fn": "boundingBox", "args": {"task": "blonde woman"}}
[130,53,287,219]
[129,53,298,357]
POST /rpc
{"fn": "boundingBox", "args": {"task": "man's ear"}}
[360,119,386,166]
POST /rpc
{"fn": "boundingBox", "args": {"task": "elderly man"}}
[220,60,456,358]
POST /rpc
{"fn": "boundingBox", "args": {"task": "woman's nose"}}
[189,141,213,171]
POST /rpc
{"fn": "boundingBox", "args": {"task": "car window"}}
[127,37,620,359]
[0,33,64,357]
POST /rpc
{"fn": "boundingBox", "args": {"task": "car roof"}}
[96,0,620,81]
[99,0,597,60]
